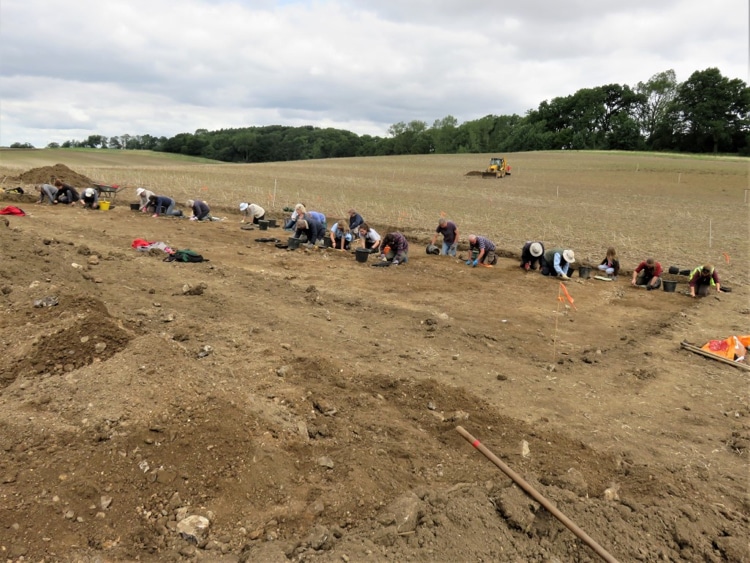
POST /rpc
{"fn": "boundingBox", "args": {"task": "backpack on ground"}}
[164,249,206,263]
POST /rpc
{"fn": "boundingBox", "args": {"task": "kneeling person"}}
[467,235,497,267]
[631,258,662,290]
[380,232,409,265]
[541,247,575,279]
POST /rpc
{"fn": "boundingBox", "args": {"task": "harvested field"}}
[0,150,748,562]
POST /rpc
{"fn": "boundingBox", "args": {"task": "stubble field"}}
[0,149,748,562]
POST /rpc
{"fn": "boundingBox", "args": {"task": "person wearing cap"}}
[357,223,381,251]
[330,221,353,250]
[348,209,364,234]
[520,241,544,271]
[187,199,211,221]
[380,232,409,265]
[431,218,460,257]
[239,202,265,224]
[541,247,575,279]
[35,183,58,204]
[148,195,182,217]
[294,217,326,247]
[135,188,155,212]
[52,180,80,205]
[81,187,100,209]
[631,258,662,290]
[466,235,497,267]
[688,264,721,297]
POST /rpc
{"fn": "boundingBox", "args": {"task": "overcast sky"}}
[0,0,746,148]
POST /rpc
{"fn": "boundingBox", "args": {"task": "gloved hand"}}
[380,254,387,262]
[472,259,479,267]
[465,260,473,266]
[392,259,399,266]
[449,243,457,254]
[558,273,570,280]
[189,216,197,221]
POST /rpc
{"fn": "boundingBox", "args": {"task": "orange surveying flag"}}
[559,282,577,310]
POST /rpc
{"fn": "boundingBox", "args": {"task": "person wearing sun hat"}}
[81,187,100,209]
[520,241,545,271]
[135,187,155,212]
[541,247,575,279]
[239,202,265,224]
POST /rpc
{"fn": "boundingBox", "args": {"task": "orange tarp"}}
[701,335,750,361]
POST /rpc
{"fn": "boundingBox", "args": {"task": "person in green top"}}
[688,264,721,297]
[541,248,575,280]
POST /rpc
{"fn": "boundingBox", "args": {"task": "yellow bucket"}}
[99,201,111,211]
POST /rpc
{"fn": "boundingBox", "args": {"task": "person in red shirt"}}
[631,258,662,290]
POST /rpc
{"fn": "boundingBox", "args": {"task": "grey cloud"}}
[0,0,745,147]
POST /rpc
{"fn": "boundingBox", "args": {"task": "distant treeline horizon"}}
[11,68,750,159]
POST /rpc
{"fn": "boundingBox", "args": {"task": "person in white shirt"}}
[239,202,266,224]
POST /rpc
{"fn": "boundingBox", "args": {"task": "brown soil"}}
[0,170,748,563]
[12,163,94,189]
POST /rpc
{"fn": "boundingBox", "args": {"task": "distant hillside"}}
[0,148,222,170]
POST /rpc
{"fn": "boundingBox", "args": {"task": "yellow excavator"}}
[481,157,511,178]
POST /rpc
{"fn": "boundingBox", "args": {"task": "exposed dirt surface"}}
[11,163,95,189]
[0,169,748,562]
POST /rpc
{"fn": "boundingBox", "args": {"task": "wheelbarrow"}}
[93,183,123,209]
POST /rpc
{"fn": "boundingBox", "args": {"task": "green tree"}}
[634,70,678,145]
[430,115,459,153]
[671,68,750,153]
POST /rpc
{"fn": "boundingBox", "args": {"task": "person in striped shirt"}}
[467,235,497,267]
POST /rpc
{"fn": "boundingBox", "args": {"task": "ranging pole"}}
[455,426,620,563]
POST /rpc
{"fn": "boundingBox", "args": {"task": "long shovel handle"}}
[456,426,620,563]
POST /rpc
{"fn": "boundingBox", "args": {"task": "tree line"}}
[16,67,749,158]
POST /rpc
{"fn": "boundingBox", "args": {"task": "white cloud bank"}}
[0,0,746,147]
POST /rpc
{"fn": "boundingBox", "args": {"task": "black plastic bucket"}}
[662,280,678,292]
[288,237,301,250]
[267,219,277,228]
[258,220,269,231]
[578,266,592,279]
[355,248,370,263]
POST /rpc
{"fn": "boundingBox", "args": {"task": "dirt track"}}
[0,178,749,562]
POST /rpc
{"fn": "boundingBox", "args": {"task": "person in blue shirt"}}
[540,248,575,279]
[148,195,182,217]
[330,221,353,250]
